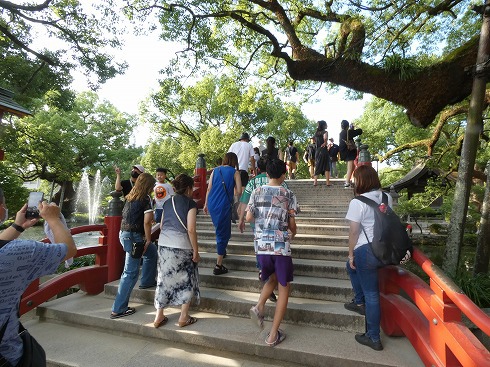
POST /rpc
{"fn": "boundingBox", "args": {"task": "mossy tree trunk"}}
[443,2,490,277]
[474,161,490,275]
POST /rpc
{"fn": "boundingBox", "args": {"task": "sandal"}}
[265,329,286,347]
[213,264,228,275]
[153,316,168,328]
[178,316,198,328]
[110,307,136,319]
[249,306,264,330]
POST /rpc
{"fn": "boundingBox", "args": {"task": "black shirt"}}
[120,196,153,233]
[120,180,134,197]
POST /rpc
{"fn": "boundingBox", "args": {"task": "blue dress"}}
[207,166,236,255]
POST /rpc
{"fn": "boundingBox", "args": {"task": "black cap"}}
[240,132,250,141]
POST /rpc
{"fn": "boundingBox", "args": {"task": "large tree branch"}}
[0,23,57,65]
[379,90,490,162]
[0,0,52,12]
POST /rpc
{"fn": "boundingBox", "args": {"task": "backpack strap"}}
[354,194,384,245]
[354,194,378,207]
[354,192,388,207]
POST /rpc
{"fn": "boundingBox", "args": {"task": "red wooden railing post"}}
[105,191,124,282]
[429,279,461,366]
[193,153,207,209]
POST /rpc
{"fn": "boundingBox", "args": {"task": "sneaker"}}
[268,292,277,302]
[138,283,157,290]
[355,333,383,351]
[344,183,351,189]
[213,264,228,275]
[344,301,365,315]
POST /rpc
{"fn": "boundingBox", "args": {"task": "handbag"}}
[0,310,46,367]
[218,168,239,223]
[18,323,46,367]
[130,241,145,259]
[345,130,357,151]
[126,200,148,259]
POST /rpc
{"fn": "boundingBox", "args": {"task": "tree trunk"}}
[443,2,490,277]
[51,181,76,218]
[474,161,490,275]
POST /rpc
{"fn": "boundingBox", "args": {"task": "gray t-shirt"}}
[157,195,197,250]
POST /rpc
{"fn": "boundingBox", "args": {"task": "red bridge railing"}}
[380,247,490,367]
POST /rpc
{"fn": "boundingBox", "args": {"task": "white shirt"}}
[154,182,174,209]
[345,190,393,250]
[228,140,254,171]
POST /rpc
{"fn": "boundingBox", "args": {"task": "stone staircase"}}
[29,179,423,366]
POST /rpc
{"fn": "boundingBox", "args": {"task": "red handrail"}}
[20,223,114,315]
[380,247,490,367]
[413,248,490,336]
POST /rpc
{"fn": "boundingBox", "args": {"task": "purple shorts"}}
[257,255,293,287]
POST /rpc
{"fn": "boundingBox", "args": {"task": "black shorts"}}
[239,170,249,187]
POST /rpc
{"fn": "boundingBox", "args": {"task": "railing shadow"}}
[380,247,490,367]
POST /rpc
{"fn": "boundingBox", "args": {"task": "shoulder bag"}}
[128,200,146,259]
[0,307,46,367]
[344,130,357,151]
[218,168,239,224]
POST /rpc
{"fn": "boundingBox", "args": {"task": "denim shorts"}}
[257,254,293,286]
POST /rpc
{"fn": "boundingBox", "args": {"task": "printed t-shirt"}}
[154,182,174,209]
[239,174,289,204]
[0,240,67,366]
[247,185,298,256]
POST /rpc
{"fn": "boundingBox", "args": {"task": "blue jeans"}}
[346,244,384,342]
[112,231,157,313]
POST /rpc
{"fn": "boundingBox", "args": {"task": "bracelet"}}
[11,223,25,233]
[348,256,354,260]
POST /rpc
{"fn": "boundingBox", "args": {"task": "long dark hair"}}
[172,174,194,195]
[266,136,276,156]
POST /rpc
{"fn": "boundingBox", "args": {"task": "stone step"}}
[104,281,361,332]
[34,293,422,367]
[198,240,349,261]
[198,215,349,226]
[196,268,353,303]
[197,222,350,236]
[105,267,352,303]
[197,230,348,247]
[197,252,349,280]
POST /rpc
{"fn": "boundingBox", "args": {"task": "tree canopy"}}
[142,73,313,169]
[0,0,127,108]
[124,0,483,128]
[0,92,142,205]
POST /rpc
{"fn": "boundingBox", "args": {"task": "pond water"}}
[20,225,102,249]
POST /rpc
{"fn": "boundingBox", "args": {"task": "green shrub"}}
[455,271,490,308]
[56,255,95,274]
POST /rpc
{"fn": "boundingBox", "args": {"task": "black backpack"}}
[355,192,413,265]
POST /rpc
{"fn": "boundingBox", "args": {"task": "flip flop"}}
[249,306,264,330]
[178,316,197,328]
[153,316,168,328]
[265,329,286,347]
[110,307,136,319]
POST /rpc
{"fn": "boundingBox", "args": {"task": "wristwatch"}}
[11,223,25,232]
